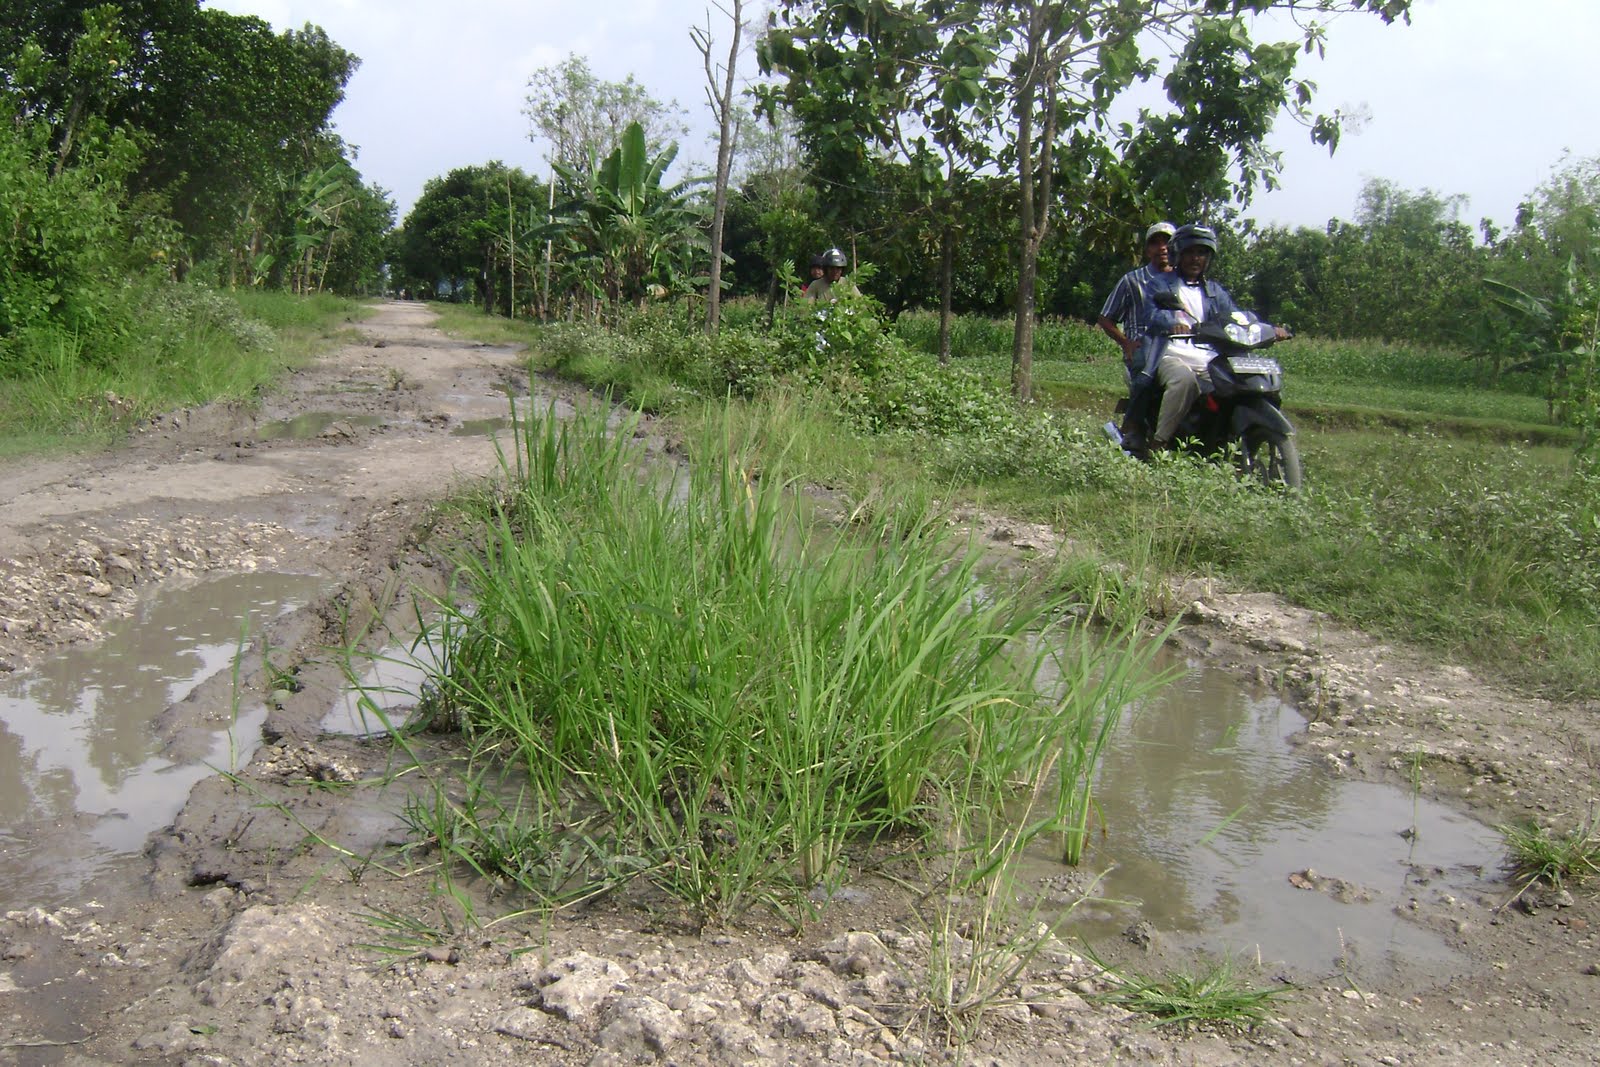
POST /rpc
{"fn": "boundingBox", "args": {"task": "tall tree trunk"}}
[507,174,516,319]
[542,167,555,320]
[764,269,780,328]
[697,0,745,335]
[938,222,954,365]
[1011,57,1038,401]
[1010,14,1059,403]
[481,248,497,315]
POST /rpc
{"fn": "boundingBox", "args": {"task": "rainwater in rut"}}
[1045,648,1502,982]
[0,572,324,909]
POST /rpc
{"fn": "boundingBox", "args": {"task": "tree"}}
[692,0,749,334]
[523,54,688,174]
[760,0,1412,399]
[398,163,546,312]
[554,122,709,313]
[719,106,828,320]
[2,1,360,271]
[1483,155,1600,438]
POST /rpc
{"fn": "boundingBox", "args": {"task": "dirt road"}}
[0,302,1594,1065]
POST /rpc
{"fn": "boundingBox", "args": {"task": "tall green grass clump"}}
[411,401,1164,926]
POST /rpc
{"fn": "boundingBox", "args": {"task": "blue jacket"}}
[1130,274,1241,387]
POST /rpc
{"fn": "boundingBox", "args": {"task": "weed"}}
[1499,812,1600,891]
[1053,619,1180,866]
[357,905,458,964]
[1404,748,1426,842]
[406,399,1167,928]
[1090,955,1290,1031]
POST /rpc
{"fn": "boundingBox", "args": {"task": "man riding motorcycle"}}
[1128,224,1288,453]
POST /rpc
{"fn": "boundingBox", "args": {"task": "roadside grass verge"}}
[0,284,365,456]
[402,399,1166,928]
[432,303,1599,698]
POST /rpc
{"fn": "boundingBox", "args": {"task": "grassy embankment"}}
[0,286,365,457]
[434,299,1597,700]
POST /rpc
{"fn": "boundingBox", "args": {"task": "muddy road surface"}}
[0,302,1595,1065]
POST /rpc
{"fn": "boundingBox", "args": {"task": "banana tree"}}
[554,121,709,312]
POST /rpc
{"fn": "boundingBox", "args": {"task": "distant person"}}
[801,247,856,303]
[801,254,825,296]
[1098,221,1175,451]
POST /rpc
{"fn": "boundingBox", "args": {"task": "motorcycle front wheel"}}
[1238,428,1303,490]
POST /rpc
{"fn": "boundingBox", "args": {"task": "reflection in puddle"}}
[258,412,384,440]
[321,636,444,735]
[0,572,325,907]
[1046,650,1501,981]
[450,417,512,438]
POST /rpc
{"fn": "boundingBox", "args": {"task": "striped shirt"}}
[1099,264,1171,343]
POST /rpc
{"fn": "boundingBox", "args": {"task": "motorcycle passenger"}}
[1098,222,1176,452]
[801,247,855,303]
[802,253,826,296]
[1098,221,1175,366]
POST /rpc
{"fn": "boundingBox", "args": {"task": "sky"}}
[205,0,1598,235]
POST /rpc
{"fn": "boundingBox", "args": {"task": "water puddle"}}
[0,572,325,908]
[257,412,384,440]
[1046,650,1501,981]
[450,417,513,438]
[321,637,443,736]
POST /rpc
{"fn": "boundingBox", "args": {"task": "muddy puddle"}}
[450,417,513,438]
[257,412,385,440]
[1046,649,1502,983]
[0,572,325,909]
[321,636,442,736]
[1,561,1504,988]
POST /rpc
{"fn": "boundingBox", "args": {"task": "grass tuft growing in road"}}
[405,399,1166,927]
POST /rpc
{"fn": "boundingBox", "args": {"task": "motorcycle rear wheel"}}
[1238,428,1303,490]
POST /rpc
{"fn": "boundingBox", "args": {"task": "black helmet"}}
[1171,224,1218,260]
[822,247,848,268]
[809,254,825,269]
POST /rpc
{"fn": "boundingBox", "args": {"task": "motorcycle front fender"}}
[1230,400,1294,438]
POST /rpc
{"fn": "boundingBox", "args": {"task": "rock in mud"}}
[193,904,339,1007]
[529,950,631,1022]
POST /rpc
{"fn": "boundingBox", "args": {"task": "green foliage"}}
[894,311,1102,364]
[553,121,709,311]
[758,0,1415,395]
[447,297,1599,698]
[1234,179,1483,347]
[409,401,1157,924]
[395,162,545,310]
[1092,956,1290,1030]
[0,108,140,355]
[0,282,356,451]
[1500,813,1600,891]
[3,2,374,283]
[522,52,687,174]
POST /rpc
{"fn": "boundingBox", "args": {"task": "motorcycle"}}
[1102,310,1302,489]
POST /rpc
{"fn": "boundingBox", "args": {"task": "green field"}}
[435,302,1597,699]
